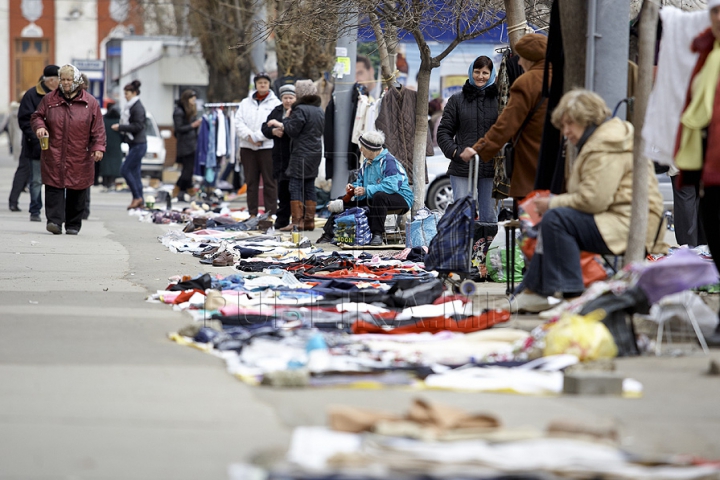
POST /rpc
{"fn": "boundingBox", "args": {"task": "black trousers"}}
[700,186,720,317]
[672,176,705,247]
[322,191,409,236]
[176,153,195,191]
[9,155,32,207]
[45,185,87,231]
[275,179,291,228]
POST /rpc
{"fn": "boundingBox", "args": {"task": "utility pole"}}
[504,0,527,50]
[626,0,659,263]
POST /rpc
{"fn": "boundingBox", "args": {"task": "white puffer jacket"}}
[234,90,281,151]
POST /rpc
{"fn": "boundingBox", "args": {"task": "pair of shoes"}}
[212,251,235,267]
[538,300,570,320]
[509,291,554,313]
[46,222,62,235]
[193,245,220,258]
[370,234,384,246]
[65,228,79,235]
[30,214,41,222]
[316,234,334,244]
[127,198,143,210]
[9,204,20,212]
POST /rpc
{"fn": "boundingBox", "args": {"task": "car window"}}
[145,118,158,137]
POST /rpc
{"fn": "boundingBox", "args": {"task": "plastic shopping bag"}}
[406,208,442,248]
[485,223,524,283]
[543,309,618,361]
[333,207,372,246]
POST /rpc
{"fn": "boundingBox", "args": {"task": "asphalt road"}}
[0,145,718,479]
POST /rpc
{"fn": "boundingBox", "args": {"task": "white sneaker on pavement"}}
[509,292,555,313]
[538,300,570,320]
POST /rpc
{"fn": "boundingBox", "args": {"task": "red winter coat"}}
[31,89,106,190]
[677,28,720,187]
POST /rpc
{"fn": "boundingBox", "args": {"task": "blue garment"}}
[195,116,210,175]
[352,149,413,210]
[206,112,217,169]
[467,56,497,90]
[121,143,147,199]
[450,175,498,223]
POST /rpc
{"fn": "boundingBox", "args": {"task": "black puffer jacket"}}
[282,95,324,180]
[261,104,292,181]
[437,81,498,178]
[173,101,198,157]
[118,99,147,145]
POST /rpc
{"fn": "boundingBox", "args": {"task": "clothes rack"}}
[203,102,242,108]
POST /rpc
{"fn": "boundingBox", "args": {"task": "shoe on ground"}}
[538,300,570,320]
[66,228,79,235]
[46,222,62,235]
[509,291,554,313]
[212,251,235,267]
[9,204,20,212]
[30,214,41,222]
[316,234,334,244]
[370,234,383,246]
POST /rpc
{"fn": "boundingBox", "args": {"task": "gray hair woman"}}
[31,64,105,235]
[512,89,666,314]
[317,130,414,246]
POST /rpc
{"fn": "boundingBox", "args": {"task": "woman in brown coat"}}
[31,64,105,235]
[460,33,550,199]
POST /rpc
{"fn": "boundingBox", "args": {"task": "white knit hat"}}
[709,0,720,9]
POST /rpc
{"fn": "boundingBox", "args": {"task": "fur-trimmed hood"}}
[293,94,322,108]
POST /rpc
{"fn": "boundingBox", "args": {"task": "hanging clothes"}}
[351,93,371,144]
[195,115,211,175]
[642,7,709,167]
[216,108,227,157]
[374,86,434,185]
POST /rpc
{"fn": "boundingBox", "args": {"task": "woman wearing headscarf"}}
[173,89,202,200]
[31,64,106,235]
[437,55,498,221]
[112,80,147,210]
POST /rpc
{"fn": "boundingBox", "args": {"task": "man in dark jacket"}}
[261,84,295,229]
[9,65,59,221]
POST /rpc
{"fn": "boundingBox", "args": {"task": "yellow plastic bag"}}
[543,309,618,361]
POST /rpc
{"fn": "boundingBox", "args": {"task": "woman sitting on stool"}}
[317,130,413,246]
[512,89,667,313]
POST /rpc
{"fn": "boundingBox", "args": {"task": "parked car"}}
[425,148,675,213]
[119,112,171,178]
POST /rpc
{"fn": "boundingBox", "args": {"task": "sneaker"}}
[538,300,570,320]
[370,234,383,246]
[65,228,79,235]
[9,204,20,212]
[46,222,62,235]
[30,214,41,222]
[509,291,554,313]
[316,234,334,244]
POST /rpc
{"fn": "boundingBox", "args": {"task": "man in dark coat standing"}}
[9,65,59,221]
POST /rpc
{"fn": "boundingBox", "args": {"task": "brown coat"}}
[549,118,667,255]
[31,89,106,190]
[472,62,549,198]
[375,86,433,185]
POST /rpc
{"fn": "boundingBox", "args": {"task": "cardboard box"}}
[162,167,181,184]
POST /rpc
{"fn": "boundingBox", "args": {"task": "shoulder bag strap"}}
[512,96,546,147]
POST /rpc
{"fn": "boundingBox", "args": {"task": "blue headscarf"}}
[467,56,497,91]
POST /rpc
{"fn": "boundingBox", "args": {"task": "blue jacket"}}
[353,149,413,209]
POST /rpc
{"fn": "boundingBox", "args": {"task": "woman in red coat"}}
[31,64,106,235]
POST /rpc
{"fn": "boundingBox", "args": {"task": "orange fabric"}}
[351,310,511,335]
[170,289,206,304]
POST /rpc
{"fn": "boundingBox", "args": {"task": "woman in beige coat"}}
[513,89,666,313]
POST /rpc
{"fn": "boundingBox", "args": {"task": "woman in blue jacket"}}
[317,130,413,246]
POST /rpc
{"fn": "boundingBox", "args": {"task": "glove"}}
[328,199,344,213]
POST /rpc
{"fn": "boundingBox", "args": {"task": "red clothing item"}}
[677,28,720,187]
[352,310,511,335]
[31,89,106,189]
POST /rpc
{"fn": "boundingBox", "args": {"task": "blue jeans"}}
[121,143,147,200]
[30,159,42,216]
[450,175,497,223]
[289,178,316,202]
[523,207,612,297]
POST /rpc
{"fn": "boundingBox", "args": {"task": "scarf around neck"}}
[121,96,140,141]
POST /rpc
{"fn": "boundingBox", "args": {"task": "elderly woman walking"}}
[31,64,105,235]
[113,80,147,210]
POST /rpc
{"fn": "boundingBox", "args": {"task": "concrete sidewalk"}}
[0,146,718,479]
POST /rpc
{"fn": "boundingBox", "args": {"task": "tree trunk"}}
[625,0,659,263]
[369,14,398,89]
[412,61,432,215]
[558,0,587,91]
[504,0,527,50]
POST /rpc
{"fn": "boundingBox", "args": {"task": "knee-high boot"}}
[279,201,304,231]
[303,200,316,231]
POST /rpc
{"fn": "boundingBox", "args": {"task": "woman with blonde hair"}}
[511,89,666,313]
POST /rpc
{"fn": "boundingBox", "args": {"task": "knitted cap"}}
[43,65,59,78]
[515,33,548,62]
[295,80,317,98]
[279,84,296,97]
